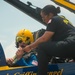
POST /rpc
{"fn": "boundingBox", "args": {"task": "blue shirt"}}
[15,54,38,66]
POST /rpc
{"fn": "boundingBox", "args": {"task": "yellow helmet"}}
[16,29,34,47]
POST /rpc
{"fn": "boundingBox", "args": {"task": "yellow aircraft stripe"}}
[0,66,9,70]
[54,0,75,10]
[0,65,33,71]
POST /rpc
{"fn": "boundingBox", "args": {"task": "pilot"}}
[6,29,38,66]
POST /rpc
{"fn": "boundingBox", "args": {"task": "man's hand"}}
[16,47,24,60]
[16,45,32,60]
[23,45,32,53]
[6,58,14,66]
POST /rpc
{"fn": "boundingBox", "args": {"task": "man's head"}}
[40,5,60,24]
[16,29,34,48]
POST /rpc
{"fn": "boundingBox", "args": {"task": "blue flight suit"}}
[15,53,37,66]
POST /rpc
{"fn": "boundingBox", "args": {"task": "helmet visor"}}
[16,36,30,44]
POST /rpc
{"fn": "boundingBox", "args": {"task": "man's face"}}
[40,12,50,24]
[18,42,28,48]
[16,36,31,48]
[40,11,53,24]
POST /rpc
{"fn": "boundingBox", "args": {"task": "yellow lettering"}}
[6,69,63,75]
[47,69,63,75]
[14,71,37,75]
[14,72,20,75]
[60,15,72,25]
[63,19,68,24]
[7,73,9,75]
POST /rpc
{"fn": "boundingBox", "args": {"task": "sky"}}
[0,0,75,58]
